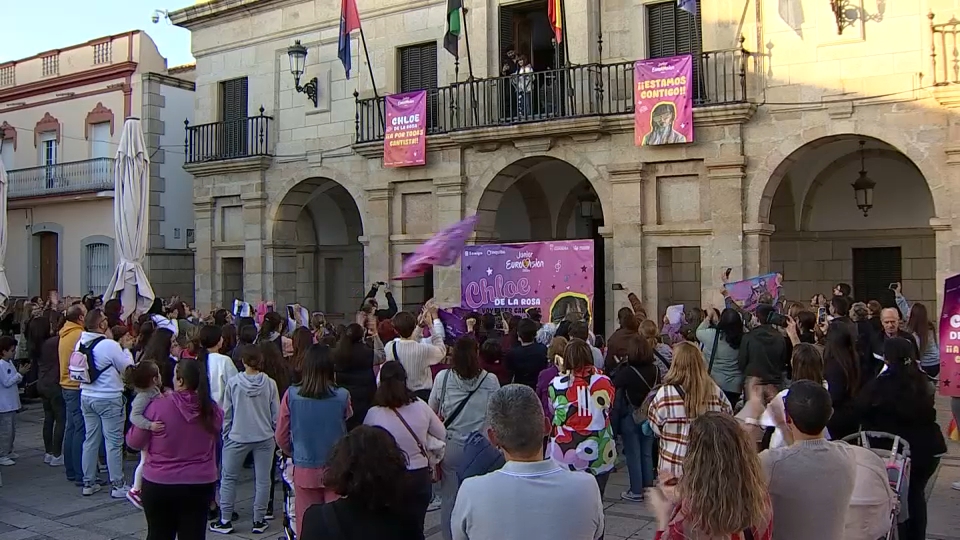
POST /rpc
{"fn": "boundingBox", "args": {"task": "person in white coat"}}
[196,325,239,411]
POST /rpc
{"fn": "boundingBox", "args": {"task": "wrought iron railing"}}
[931,13,960,85]
[356,47,751,143]
[6,157,114,199]
[184,107,272,164]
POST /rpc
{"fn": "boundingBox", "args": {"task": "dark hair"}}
[238,344,264,370]
[568,321,589,341]
[299,344,337,399]
[257,312,282,343]
[452,336,482,380]
[797,310,816,333]
[195,324,223,370]
[141,328,175,389]
[784,380,832,435]
[147,298,165,315]
[0,335,17,356]
[755,304,776,326]
[790,343,824,384]
[479,338,503,367]
[333,323,366,371]
[823,321,860,397]
[555,320,572,340]
[259,341,289,395]
[835,283,852,297]
[126,360,160,390]
[617,307,634,326]
[830,295,850,317]
[392,312,417,339]
[84,309,106,332]
[237,323,257,345]
[323,425,408,510]
[175,358,217,433]
[906,302,934,354]
[213,309,230,327]
[716,308,743,349]
[620,313,640,332]
[563,339,593,372]
[374,361,418,409]
[25,316,51,358]
[880,337,931,407]
[624,333,654,367]
[220,324,237,355]
[290,327,314,374]
[110,325,129,343]
[517,318,538,343]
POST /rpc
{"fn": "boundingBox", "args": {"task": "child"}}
[124,360,165,509]
[0,336,29,466]
[210,345,280,535]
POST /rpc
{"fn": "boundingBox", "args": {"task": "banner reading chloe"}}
[938,273,960,397]
[460,240,594,323]
[384,90,427,167]
[634,54,694,146]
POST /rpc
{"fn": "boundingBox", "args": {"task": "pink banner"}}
[938,273,960,397]
[634,54,694,146]
[384,90,426,168]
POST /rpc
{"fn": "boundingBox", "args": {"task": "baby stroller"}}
[278,456,296,540]
[841,431,911,540]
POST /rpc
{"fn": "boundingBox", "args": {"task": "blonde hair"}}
[679,412,770,536]
[639,319,660,351]
[663,342,716,418]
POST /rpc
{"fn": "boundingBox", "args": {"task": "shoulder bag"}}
[391,405,445,464]
[707,328,721,375]
[626,365,657,425]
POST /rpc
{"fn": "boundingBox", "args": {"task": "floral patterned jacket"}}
[546,366,617,475]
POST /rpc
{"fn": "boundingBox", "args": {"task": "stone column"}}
[606,163,644,312]
[598,225,615,335]
[242,192,268,301]
[705,157,746,298]
[433,176,466,307]
[363,186,393,287]
[931,218,953,315]
[193,198,215,312]
[265,245,298,308]
[742,223,775,280]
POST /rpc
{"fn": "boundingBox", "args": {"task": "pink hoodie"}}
[126,390,223,485]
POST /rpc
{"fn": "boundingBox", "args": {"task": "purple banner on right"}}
[634,54,694,146]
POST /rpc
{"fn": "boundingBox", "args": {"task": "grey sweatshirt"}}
[428,369,500,440]
[130,387,161,431]
[223,371,280,444]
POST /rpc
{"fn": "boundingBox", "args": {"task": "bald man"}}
[865,307,919,381]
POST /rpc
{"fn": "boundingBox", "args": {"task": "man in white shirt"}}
[76,309,134,498]
[385,306,445,402]
[452,385,604,540]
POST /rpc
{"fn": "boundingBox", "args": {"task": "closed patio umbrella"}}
[102,118,155,319]
[0,158,10,307]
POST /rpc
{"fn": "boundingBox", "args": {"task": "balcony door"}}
[39,132,57,189]
[90,122,111,185]
[219,77,249,159]
[646,0,705,103]
[38,232,58,297]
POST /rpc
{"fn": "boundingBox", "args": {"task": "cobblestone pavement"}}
[0,398,956,540]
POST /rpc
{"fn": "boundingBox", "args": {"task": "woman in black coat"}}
[332,323,383,430]
[851,337,946,540]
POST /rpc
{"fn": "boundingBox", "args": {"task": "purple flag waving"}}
[394,214,479,280]
[438,309,468,342]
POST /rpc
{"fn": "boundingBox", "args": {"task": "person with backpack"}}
[71,309,134,497]
[610,333,660,502]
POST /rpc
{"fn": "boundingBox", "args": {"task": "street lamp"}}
[286,40,318,107]
[851,140,875,217]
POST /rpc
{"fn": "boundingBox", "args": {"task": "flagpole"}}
[357,26,384,129]
[559,0,570,66]
[462,6,474,80]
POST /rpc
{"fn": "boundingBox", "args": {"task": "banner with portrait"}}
[938,273,960,397]
[384,90,427,167]
[634,54,694,146]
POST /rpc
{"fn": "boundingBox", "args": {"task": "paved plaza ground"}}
[0,398,956,540]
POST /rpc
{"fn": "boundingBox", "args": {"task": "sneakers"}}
[126,489,143,510]
[427,494,441,512]
[8,453,18,460]
[110,484,131,499]
[43,453,53,464]
[82,484,102,496]
[251,520,269,534]
[952,481,960,491]
[0,457,15,466]
[49,455,63,467]
[620,491,644,502]
[209,521,234,534]
[265,507,275,521]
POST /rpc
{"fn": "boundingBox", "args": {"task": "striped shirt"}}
[648,383,732,478]
[384,319,446,392]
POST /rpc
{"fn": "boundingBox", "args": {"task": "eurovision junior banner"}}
[461,240,594,322]
[723,273,783,313]
[938,273,960,397]
[383,90,427,168]
[634,54,694,146]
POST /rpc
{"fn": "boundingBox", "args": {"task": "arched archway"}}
[763,135,937,308]
[473,156,609,334]
[271,177,364,322]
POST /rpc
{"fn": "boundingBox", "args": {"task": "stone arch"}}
[751,131,947,225]
[270,175,364,245]
[555,180,596,239]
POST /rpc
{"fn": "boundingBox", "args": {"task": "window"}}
[0,65,13,87]
[41,54,59,77]
[852,247,902,307]
[90,122,111,159]
[93,42,112,65]
[401,253,434,312]
[0,140,12,171]
[219,77,249,158]
[646,0,704,101]
[39,131,57,188]
[398,42,438,130]
[85,242,112,296]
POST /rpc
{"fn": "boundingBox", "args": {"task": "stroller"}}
[278,456,296,540]
[841,431,911,540]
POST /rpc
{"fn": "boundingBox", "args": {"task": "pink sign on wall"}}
[383,90,427,168]
[938,273,960,397]
[634,54,694,146]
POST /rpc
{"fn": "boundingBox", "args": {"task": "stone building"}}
[0,31,197,302]
[172,0,959,332]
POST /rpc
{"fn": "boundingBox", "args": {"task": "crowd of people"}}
[0,277,955,540]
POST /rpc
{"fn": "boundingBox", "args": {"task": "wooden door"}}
[38,232,58,297]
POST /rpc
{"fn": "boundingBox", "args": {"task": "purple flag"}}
[438,309,468,341]
[395,214,478,280]
[678,0,696,15]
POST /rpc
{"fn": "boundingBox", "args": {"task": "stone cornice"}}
[933,84,960,108]
[742,223,777,236]
[642,224,713,236]
[606,163,644,184]
[183,156,272,177]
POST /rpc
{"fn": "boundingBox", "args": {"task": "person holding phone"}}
[361,282,399,323]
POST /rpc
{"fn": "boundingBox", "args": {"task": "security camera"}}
[152,9,167,24]
[151,13,160,23]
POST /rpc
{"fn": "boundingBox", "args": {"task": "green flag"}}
[443,0,462,58]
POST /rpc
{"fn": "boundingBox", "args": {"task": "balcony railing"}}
[184,107,272,164]
[931,14,960,85]
[6,157,114,199]
[356,47,751,143]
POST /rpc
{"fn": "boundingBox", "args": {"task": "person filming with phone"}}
[361,282,399,323]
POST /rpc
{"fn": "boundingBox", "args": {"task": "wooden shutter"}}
[399,43,438,93]
[852,247,902,307]
[646,1,703,102]
[219,77,249,121]
[499,6,515,64]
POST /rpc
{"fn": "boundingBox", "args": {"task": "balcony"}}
[183,107,272,165]
[6,157,114,200]
[355,47,752,144]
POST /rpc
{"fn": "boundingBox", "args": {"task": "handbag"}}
[626,365,657,425]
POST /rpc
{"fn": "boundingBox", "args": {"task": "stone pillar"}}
[598,225,615,335]
[742,223,775,282]
[433,176,466,307]
[705,157,746,300]
[364,186,393,287]
[266,245,298,308]
[193,198,215,312]
[606,163,644,313]
[242,192,267,301]
[931,219,953,315]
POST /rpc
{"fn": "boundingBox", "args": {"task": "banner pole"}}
[358,26,384,129]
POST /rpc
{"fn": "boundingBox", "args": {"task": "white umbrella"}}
[0,157,10,307]
[103,118,155,319]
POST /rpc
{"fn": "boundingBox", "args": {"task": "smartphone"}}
[817,306,827,324]
[889,283,898,290]
[724,267,732,278]
[611,283,624,291]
